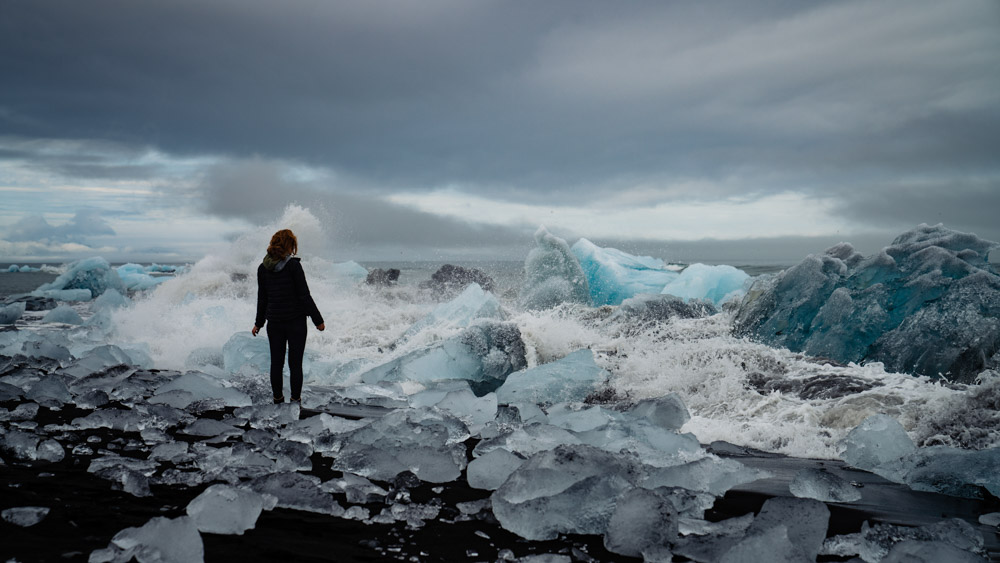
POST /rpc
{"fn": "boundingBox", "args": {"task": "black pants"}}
[266,317,307,399]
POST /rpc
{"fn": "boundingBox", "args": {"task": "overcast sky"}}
[2,0,998,264]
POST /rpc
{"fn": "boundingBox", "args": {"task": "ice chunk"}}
[661,263,750,305]
[92,288,129,310]
[155,372,252,408]
[490,444,641,540]
[789,468,862,502]
[96,516,203,563]
[26,375,73,406]
[116,263,168,291]
[42,305,84,325]
[0,302,26,324]
[495,349,608,405]
[627,393,690,431]
[474,423,582,459]
[822,518,986,562]
[603,488,679,558]
[719,525,805,563]
[329,260,369,285]
[329,408,469,483]
[221,332,271,374]
[321,472,388,503]
[518,226,591,310]
[411,387,498,434]
[361,321,526,395]
[744,497,829,561]
[842,414,916,471]
[0,429,41,460]
[735,225,1000,382]
[882,540,986,563]
[1,506,50,527]
[186,484,272,535]
[642,456,769,496]
[244,472,343,516]
[401,283,505,341]
[571,238,678,306]
[37,257,125,299]
[467,448,525,490]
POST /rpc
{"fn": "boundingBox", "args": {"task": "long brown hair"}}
[267,229,298,259]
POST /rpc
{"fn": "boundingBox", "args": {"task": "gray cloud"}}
[5,209,116,243]
[196,159,534,257]
[1,0,998,259]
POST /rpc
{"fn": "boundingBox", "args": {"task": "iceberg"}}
[518,226,590,310]
[36,257,126,299]
[661,263,749,305]
[495,348,608,406]
[360,321,526,395]
[571,238,678,306]
[734,224,1000,381]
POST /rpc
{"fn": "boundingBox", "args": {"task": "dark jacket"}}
[255,256,324,327]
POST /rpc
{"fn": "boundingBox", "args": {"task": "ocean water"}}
[1,207,994,464]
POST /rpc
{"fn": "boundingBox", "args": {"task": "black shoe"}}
[273,396,284,404]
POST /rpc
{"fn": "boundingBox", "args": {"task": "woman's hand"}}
[316,323,326,331]
[252,325,260,336]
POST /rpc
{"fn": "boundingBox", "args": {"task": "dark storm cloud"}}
[3,2,997,196]
[196,159,533,253]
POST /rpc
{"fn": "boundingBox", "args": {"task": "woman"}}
[252,229,325,404]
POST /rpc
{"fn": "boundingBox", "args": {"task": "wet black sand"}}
[3,402,1000,562]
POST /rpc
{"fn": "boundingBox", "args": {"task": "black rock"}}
[366,268,400,286]
[420,264,495,294]
[2,295,58,311]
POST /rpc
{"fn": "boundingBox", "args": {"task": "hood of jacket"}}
[263,254,295,272]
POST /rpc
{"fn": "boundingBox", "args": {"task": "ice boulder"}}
[661,263,749,305]
[361,321,526,395]
[401,283,505,341]
[0,302,26,324]
[602,487,679,558]
[154,372,252,408]
[627,393,690,431]
[518,226,591,310]
[495,348,609,406]
[571,238,678,306]
[734,224,1000,381]
[186,484,273,535]
[222,332,271,374]
[742,497,830,561]
[842,414,916,471]
[36,257,125,299]
[92,515,203,563]
[326,408,470,483]
[491,444,641,540]
[43,305,84,325]
[467,448,525,490]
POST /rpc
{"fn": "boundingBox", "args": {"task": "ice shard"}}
[495,348,608,406]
